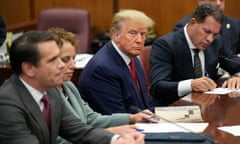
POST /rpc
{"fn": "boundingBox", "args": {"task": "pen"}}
[205,71,211,78]
[135,128,144,132]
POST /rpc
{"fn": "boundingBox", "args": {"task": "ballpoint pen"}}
[205,71,211,78]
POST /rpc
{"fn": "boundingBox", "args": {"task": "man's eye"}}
[128,31,137,37]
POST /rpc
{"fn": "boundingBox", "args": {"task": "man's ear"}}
[189,18,197,25]
[21,62,35,77]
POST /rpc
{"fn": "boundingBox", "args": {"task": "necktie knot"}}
[42,94,51,128]
[193,49,200,54]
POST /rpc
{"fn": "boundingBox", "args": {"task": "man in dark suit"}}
[0,31,144,144]
[150,4,240,106]
[174,0,240,55]
[78,9,154,114]
[0,16,6,47]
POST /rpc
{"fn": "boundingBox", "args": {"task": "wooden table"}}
[172,92,240,144]
[0,63,83,86]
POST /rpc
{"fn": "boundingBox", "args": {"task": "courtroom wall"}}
[0,0,239,38]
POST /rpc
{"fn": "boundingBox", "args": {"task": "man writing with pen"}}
[150,4,240,106]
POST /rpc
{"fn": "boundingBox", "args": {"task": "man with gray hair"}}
[79,9,154,114]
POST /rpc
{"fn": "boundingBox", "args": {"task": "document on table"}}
[135,123,208,133]
[218,125,240,136]
[155,105,203,123]
[204,88,240,94]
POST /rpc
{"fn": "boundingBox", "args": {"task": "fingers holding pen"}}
[191,76,217,92]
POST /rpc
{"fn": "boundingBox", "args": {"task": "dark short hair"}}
[192,3,224,25]
[9,30,60,75]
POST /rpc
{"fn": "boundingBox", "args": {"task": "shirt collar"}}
[19,77,45,105]
[184,24,197,50]
[111,40,131,65]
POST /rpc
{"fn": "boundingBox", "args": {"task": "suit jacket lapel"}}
[108,43,141,99]
[176,30,195,78]
[12,75,50,142]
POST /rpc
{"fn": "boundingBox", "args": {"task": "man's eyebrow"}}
[47,55,59,63]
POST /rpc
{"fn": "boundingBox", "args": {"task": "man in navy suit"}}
[174,0,240,55]
[150,4,240,106]
[78,9,154,114]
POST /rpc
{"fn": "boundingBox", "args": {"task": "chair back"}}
[37,8,91,53]
[138,45,152,93]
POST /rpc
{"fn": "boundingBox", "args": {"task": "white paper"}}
[135,123,208,133]
[204,88,240,94]
[74,53,93,68]
[218,125,240,136]
[155,105,203,123]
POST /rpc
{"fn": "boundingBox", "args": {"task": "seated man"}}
[78,9,154,114]
[150,4,240,106]
[173,0,240,55]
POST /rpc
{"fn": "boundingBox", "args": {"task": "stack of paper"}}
[155,105,203,123]
[204,88,240,94]
[218,125,240,136]
[135,123,208,133]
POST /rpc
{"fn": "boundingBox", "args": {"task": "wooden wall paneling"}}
[34,0,55,20]
[118,0,196,36]
[225,0,240,18]
[0,0,33,30]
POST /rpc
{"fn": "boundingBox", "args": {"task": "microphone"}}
[130,106,219,144]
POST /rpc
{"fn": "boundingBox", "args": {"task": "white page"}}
[204,88,240,94]
[135,123,208,133]
[204,88,232,94]
[218,125,240,136]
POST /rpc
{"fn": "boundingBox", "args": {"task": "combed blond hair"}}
[109,9,155,36]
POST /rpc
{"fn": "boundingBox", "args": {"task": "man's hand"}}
[222,76,240,89]
[113,131,145,144]
[191,76,217,92]
[129,109,157,123]
[106,125,136,135]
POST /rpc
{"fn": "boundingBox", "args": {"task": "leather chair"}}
[37,8,91,53]
[138,45,152,94]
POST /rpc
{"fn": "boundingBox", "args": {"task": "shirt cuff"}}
[178,79,192,96]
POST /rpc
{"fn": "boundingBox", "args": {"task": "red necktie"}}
[129,59,139,89]
[42,94,51,128]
